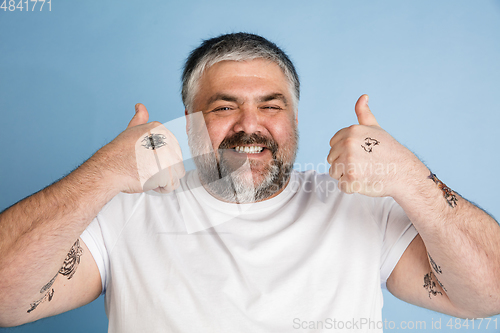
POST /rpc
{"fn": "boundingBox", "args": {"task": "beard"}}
[188,121,299,203]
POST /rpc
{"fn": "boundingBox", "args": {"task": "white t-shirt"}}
[81,170,417,333]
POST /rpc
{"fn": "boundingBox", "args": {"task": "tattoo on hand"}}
[142,134,167,150]
[27,239,83,313]
[427,252,442,274]
[428,172,458,208]
[361,137,379,153]
[423,271,444,298]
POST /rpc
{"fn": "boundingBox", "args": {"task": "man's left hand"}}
[327,94,424,197]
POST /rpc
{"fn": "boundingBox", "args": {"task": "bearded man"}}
[1,33,500,333]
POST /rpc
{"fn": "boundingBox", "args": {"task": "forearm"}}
[0,149,119,315]
[393,160,500,316]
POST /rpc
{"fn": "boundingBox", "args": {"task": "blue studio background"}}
[1,0,500,332]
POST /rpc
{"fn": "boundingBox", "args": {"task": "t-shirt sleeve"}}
[80,216,109,295]
[377,198,418,288]
[78,192,144,295]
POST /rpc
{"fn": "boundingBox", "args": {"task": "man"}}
[0,33,499,332]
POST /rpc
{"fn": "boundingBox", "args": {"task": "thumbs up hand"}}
[98,103,185,194]
[327,95,422,197]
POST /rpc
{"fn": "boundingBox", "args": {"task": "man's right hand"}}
[0,103,185,327]
[99,103,185,194]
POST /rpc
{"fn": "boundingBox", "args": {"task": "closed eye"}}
[260,106,283,112]
[211,106,234,113]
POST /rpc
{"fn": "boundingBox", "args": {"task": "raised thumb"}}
[127,103,150,128]
[355,95,379,127]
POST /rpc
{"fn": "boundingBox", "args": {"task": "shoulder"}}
[100,192,145,217]
[96,187,180,228]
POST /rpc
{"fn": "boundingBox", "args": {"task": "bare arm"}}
[0,104,184,327]
[0,152,117,326]
[328,95,500,317]
[387,166,500,318]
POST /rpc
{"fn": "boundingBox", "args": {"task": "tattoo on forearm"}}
[427,252,447,291]
[361,137,379,153]
[39,272,58,294]
[427,252,442,274]
[436,277,447,292]
[58,239,84,279]
[27,239,83,313]
[423,271,444,298]
[27,289,54,313]
[141,134,167,150]
[428,172,458,208]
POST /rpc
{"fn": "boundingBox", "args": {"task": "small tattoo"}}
[27,289,54,313]
[58,239,83,279]
[141,134,167,150]
[361,137,379,153]
[27,240,83,313]
[428,172,458,208]
[423,271,443,298]
[437,278,447,292]
[39,272,58,294]
[427,252,442,274]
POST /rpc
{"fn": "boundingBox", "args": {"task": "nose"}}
[232,107,261,134]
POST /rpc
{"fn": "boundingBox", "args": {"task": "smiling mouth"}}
[233,146,265,154]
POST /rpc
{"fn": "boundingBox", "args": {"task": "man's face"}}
[188,59,299,203]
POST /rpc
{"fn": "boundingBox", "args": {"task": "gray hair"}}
[182,32,300,113]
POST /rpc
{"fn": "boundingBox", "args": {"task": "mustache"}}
[218,132,279,156]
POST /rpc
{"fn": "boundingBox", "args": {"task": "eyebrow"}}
[258,93,288,106]
[206,93,240,106]
[206,93,288,106]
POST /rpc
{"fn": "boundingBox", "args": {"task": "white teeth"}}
[234,146,264,154]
